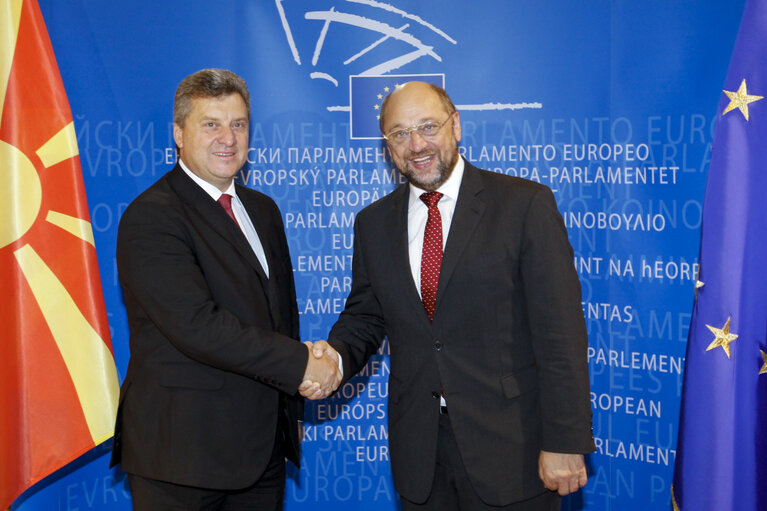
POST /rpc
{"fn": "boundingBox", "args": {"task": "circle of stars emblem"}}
[373,83,404,120]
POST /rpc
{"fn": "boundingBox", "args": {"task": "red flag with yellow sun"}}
[0,0,119,507]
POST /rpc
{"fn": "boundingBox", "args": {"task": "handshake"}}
[299,341,342,400]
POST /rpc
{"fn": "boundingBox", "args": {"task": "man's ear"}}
[452,111,462,143]
[173,123,183,150]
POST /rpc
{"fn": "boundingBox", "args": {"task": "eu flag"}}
[349,74,444,139]
[672,1,767,510]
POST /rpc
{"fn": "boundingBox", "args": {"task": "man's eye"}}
[393,130,408,138]
[420,123,439,133]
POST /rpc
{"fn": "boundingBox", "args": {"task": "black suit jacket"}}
[111,165,308,490]
[329,160,595,506]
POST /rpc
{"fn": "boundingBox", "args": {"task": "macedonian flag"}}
[0,0,119,508]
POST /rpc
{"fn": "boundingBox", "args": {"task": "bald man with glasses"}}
[316,82,595,511]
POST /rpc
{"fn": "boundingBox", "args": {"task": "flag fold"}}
[673,1,767,510]
[0,0,119,508]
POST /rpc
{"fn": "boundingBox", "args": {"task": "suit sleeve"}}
[328,216,387,383]
[117,199,308,394]
[520,186,595,454]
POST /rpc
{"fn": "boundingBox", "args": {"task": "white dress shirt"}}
[407,157,464,296]
[179,160,270,277]
[407,157,464,408]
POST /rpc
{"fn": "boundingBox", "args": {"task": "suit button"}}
[432,391,440,399]
[434,341,442,351]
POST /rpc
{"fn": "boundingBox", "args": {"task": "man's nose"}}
[408,130,429,151]
[218,126,236,145]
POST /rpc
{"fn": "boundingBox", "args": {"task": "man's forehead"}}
[386,99,447,127]
[189,94,247,114]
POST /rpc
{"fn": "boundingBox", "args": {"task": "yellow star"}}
[374,104,380,110]
[706,316,738,358]
[760,350,767,375]
[384,86,390,92]
[723,79,763,121]
[377,94,383,99]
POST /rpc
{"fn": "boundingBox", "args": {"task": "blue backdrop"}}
[14,1,746,510]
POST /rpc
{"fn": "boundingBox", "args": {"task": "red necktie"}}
[420,191,443,322]
[217,193,241,230]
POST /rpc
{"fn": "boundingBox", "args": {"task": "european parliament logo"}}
[349,74,444,139]
[274,1,541,139]
[275,1,457,86]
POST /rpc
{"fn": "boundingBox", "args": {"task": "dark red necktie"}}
[420,191,443,322]
[217,193,241,230]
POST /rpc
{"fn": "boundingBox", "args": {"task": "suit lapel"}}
[167,166,269,285]
[436,162,485,307]
[386,185,425,312]
[237,186,287,330]
[236,187,273,283]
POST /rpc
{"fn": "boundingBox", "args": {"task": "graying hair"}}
[174,69,250,127]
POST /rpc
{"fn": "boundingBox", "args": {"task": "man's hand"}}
[299,341,341,400]
[309,340,339,365]
[298,341,323,399]
[538,451,587,496]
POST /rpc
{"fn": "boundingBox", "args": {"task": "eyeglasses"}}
[383,114,454,144]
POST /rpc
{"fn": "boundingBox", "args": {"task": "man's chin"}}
[405,164,453,190]
[213,165,244,178]
[407,173,443,191]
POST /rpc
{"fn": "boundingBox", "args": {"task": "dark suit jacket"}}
[110,165,308,490]
[329,160,595,506]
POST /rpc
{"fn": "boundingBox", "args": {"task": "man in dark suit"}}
[111,69,340,510]
[322,82,595,510]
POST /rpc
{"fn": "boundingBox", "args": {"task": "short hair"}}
[174,69,250,127]
[379,82,456,134]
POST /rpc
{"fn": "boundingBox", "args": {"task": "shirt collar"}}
[408,155,464,207]
[178,159,237,201]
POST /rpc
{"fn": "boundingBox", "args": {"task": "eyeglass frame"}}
[382,112,455,144]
